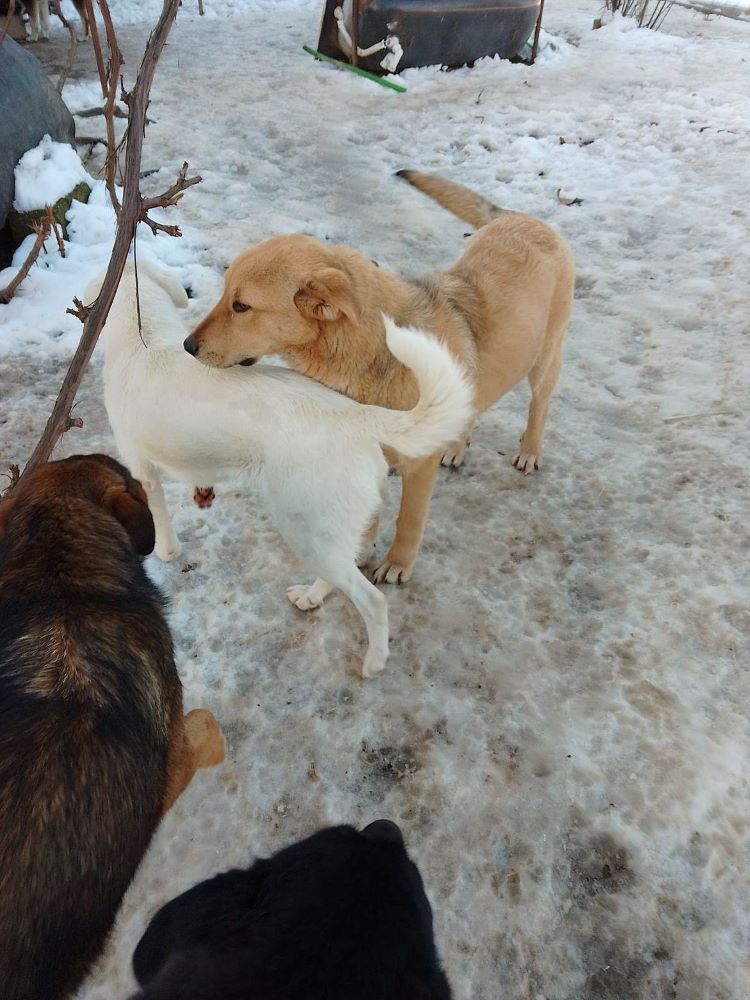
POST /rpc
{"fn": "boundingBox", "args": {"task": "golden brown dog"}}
[185,171,575,584]
[0,454,224,1000]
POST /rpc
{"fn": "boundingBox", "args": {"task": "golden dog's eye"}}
[232,300,251,314]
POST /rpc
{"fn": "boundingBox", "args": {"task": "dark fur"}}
[132,821,452,1000]
[0,455,182,1000]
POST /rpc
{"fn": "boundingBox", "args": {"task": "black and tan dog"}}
[131,820,452,999]
[0,454,225,1000]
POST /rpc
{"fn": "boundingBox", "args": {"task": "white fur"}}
[96,262,472,678]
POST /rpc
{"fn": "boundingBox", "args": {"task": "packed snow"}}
[1,3,748,999]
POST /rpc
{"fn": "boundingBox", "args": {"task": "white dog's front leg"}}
[77,10,89,40]
[39,0,50,39]
[27,3,41,40]
[136,465,181,562]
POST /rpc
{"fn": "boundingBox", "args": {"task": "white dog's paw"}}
[286,584,323,611]
[441,436,470,468]
[511,450,541,475]
[362,649,387,680]
[155,540,182,562]
[372,558,413,586]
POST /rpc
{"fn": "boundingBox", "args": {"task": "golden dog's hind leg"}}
[512,347,563,475]
[162,709,225,814]
[373,455,440,585]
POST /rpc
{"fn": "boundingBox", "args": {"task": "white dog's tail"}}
[363,318,474,459]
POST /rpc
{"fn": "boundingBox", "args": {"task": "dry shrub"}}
[605,0,674,29]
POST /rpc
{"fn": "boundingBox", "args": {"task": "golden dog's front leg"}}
[373,454,440,585]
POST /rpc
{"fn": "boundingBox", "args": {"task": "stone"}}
[0,38,76,234]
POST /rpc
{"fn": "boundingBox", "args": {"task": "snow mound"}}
[13,135,92,212]
[0,141,214,357]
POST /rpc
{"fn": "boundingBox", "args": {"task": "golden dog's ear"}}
[294,267,359,323]
[0,497,17,540]
[105,484,155,556]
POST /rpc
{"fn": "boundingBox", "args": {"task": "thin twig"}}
[11,0,195,489]
[45,206,66,258]
[84,0,123,214]
[0,221,51,305]
[50,0,78,93]
[0,0,16,46]
[141,162,201,210]
[76,104,130,119]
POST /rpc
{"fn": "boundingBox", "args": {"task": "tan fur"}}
[186,172,575,582]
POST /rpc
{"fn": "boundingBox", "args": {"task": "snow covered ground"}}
[1,2,749,997]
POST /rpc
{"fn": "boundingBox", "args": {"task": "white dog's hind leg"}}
[287,578,333,611]
[324,565,389,679]
[134,463,182,561]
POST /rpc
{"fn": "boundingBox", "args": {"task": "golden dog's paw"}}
[512,450,541,475]
[286,584,324,611]
[372,558,413,586]
[441,437,470,468]
[193,486,215,509]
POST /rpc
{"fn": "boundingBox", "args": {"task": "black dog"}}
[132,821,452,999]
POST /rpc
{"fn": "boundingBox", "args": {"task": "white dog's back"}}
[100,262,471,677]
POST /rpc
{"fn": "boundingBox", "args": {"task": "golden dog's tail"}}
[395,169,504,229]
[362,317,474,461]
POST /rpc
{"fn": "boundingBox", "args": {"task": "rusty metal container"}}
[317,0,541,74]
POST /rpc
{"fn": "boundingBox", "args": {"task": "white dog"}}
[94,262,472,678]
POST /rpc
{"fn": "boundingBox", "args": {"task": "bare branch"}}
[4,465,20,491]
[76,104,130,119]
[0,220,51,305]
[66,297,91,322]
[1,1,15,47]
[46,206,66,258]
[50,0,78,93]
[14,0,192,486]
[142,162,202,210]
[85,0,123,215]
[142,216,183,238]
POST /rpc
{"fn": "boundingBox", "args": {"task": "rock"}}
[9,180,91,244]
[0,38,76,234]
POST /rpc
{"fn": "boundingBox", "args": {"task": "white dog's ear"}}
[293,267,359,323]
[138,261,189,310]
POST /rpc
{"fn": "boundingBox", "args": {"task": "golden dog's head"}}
[184,234,362,367]
[0,454,155,556]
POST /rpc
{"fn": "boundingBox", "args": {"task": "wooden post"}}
[350,0,360,66]
[530,0,546,65]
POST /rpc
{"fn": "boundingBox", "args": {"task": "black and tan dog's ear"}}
[294,267,359,323]
[0,497,17,540]
[106,484,155,556]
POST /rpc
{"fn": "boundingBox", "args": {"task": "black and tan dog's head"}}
[0,454,155,555]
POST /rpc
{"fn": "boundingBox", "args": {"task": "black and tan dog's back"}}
[0,455,224,1000]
